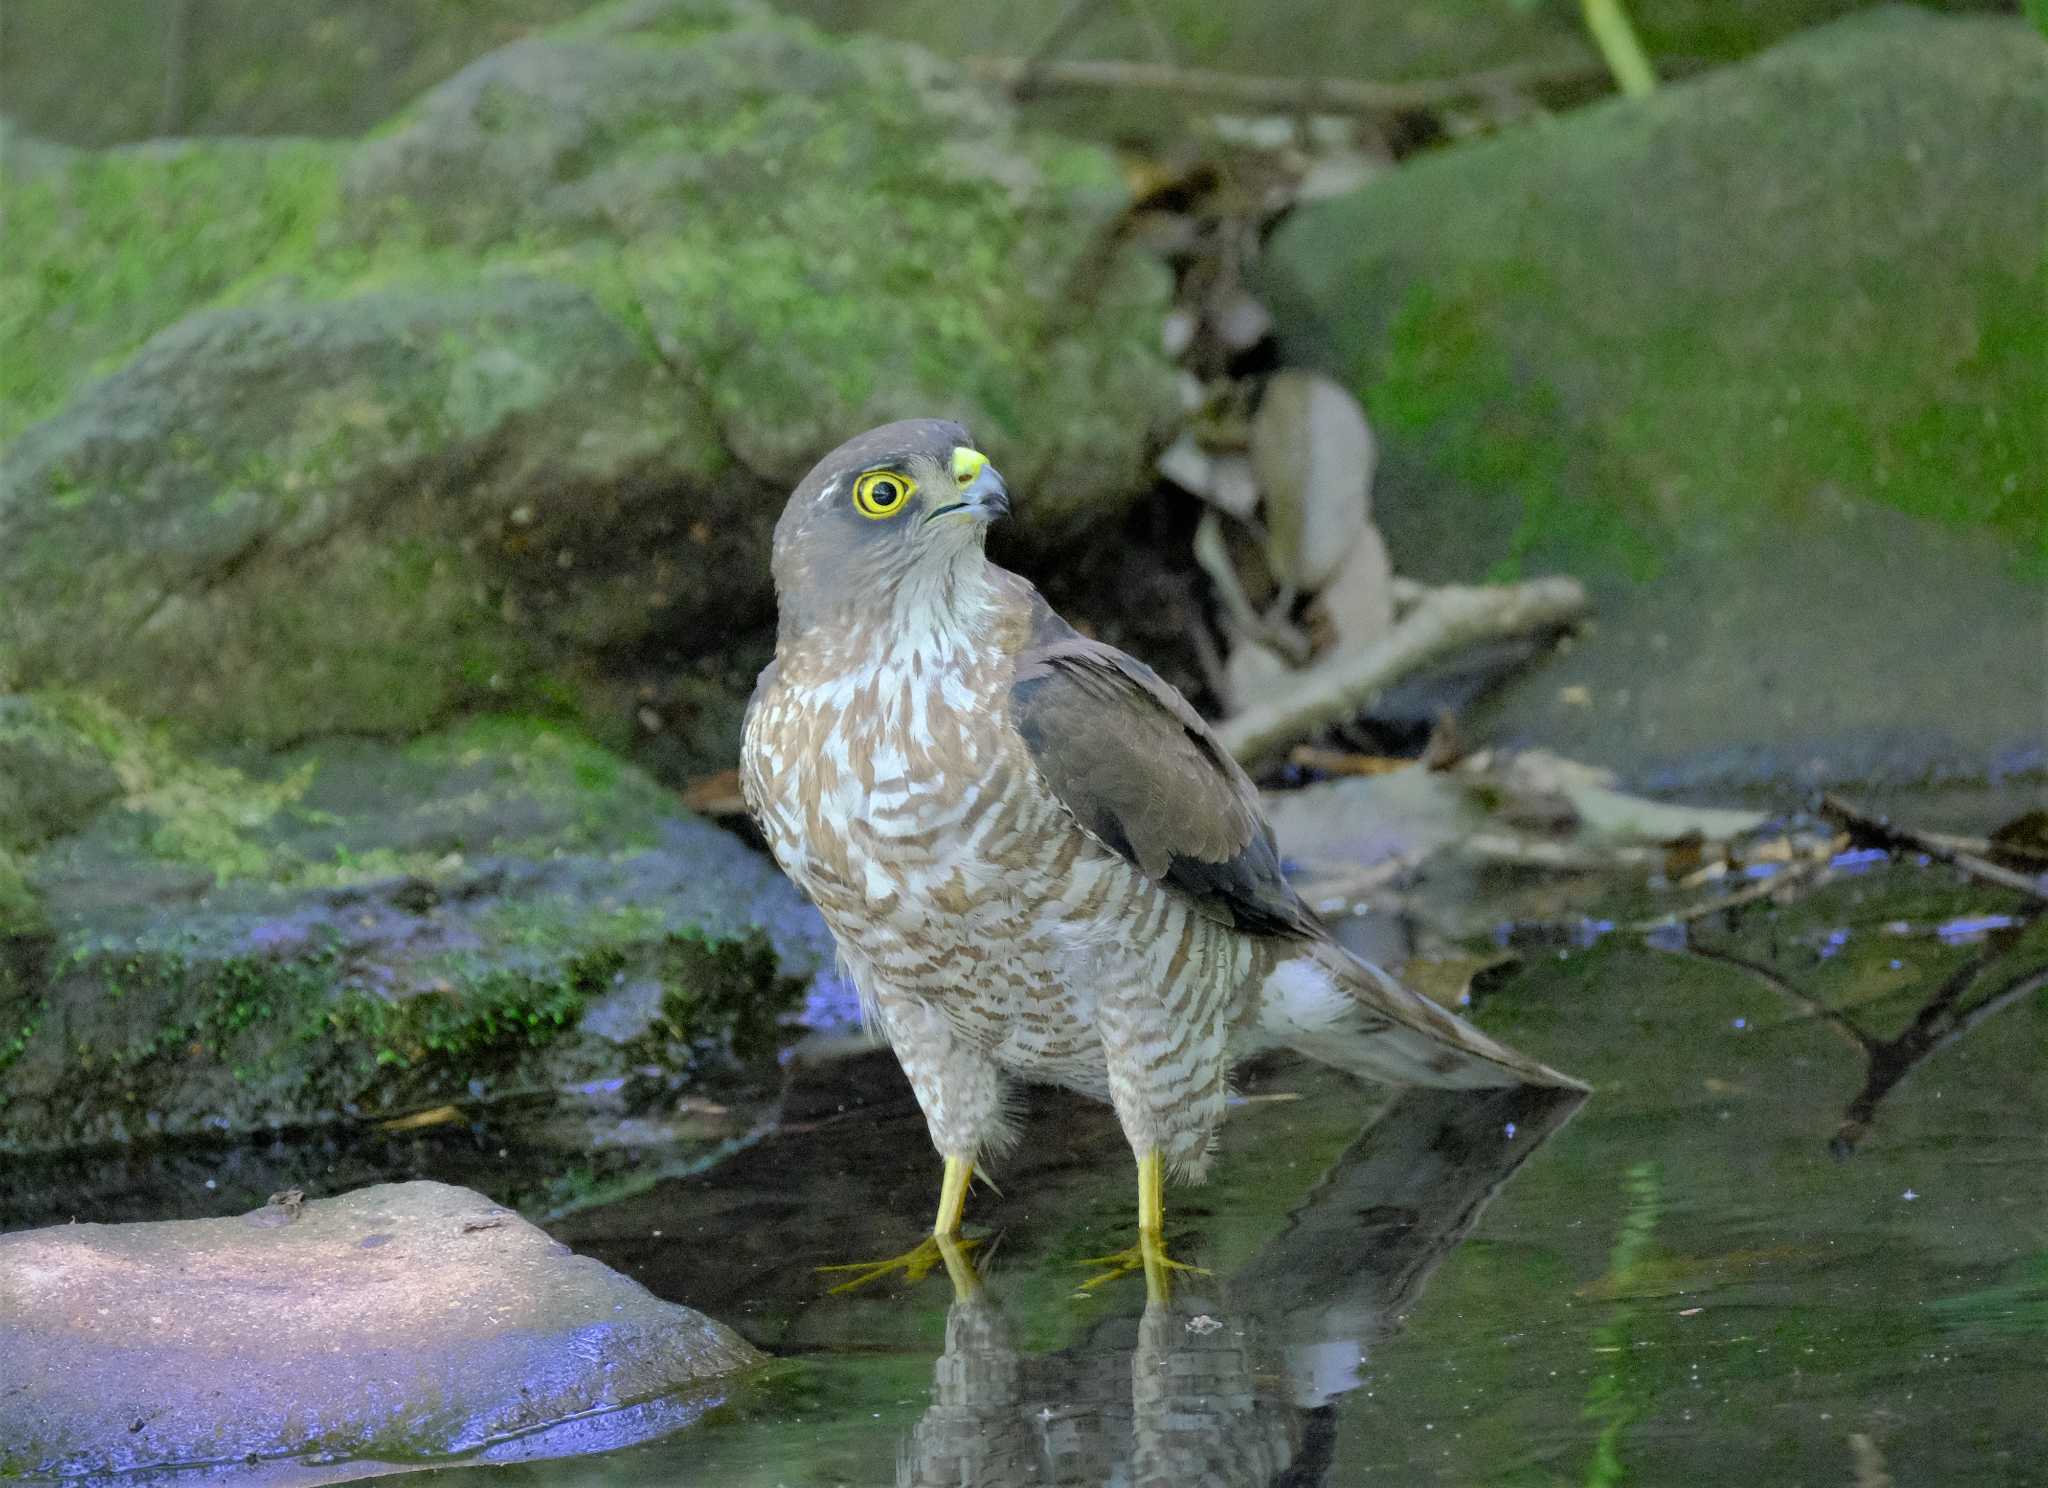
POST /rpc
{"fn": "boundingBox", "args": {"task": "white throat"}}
[882,545,997,667]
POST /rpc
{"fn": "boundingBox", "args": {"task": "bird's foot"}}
[1074,1230,1208,1303]
[818,1233,983,1297]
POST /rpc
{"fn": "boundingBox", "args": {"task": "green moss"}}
[1272,11,2048,584]
[0,139,342,440]
[634,931,801,1066]
[5,700,700,899]
[51,928,595,1113]
[1369,271,1662,583]
[1,0,1170,750]
[319,950,612,1090]
[0,851,45,939]
[27,693,310,882]
[405,717,685,853]
[1840,258,2047,574]
[62,932,339,1083]
[46,916,795,1122]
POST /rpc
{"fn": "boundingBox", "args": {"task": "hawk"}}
[742,420,1582,1285]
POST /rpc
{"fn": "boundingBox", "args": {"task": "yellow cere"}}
[951,447,989,486]
[853,469,916,518]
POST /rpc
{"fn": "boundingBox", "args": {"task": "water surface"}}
[405,856,2047,1486]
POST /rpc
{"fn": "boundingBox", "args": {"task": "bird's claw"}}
[1074,1231,1209,1301]
[818,1233,982,1296]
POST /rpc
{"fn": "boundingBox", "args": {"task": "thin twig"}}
[1632,849,1838,930]
[1951,963,2048,1041]
[1831,951,2047,1156]
[1679,943,1875,1054]
[1820,794,2048,903]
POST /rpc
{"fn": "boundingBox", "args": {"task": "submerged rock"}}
[0,0,1175,750]
[1261,9,2047,789]
[0,699,833,1153]
[0,1180,762,1483]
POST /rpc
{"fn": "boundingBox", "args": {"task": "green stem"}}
[1581,0,1657,97]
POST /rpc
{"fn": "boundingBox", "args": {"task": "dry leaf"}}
[681,769,748,817]
[1210,288,1273,353]
[1209,454,1260,520]
[1224,634,1294,712]
[1156,430,1215,497]
[1251,370,1375,591]
[376,1104,464,1133]
[1307,523,1395,654]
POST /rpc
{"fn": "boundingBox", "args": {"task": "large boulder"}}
[0,1180,762,1481]
[1261,9,2046,789]
[0,0,1176,751]
[0,0,2017,151]
[0,697,834,1153]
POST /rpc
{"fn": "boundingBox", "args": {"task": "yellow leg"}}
[935,1153,973,1236]
[932,1233,983,1301]
[1077,1149,1209,1302]
[818,1153,981,1295]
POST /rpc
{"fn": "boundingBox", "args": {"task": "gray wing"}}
[1009,618,1319,939]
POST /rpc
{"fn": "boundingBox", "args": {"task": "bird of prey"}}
[742,419,1583,1287]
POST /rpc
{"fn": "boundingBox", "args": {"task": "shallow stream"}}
[9,849,2045,1485]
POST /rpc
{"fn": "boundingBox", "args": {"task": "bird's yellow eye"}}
[853,469,916,519]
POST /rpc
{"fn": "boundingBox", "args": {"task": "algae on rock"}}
[0,700,834,1152]
[0,0,1176,750]
[1260,9,2048,788]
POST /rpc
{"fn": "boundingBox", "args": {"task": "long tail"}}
[1258,938,1588,1092]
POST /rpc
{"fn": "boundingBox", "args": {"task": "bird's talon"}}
[1073,1233,1208,1300]
[818,1234,982,1295]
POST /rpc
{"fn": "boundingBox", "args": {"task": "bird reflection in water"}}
[897,1082,1584,1487]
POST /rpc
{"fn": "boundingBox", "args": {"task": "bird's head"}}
[770,418,1010,641]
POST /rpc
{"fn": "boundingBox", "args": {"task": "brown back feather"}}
[1009,598,1320,939]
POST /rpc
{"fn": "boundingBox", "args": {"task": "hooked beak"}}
[925,446,1009,525]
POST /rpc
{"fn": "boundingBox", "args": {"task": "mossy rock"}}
[0,696,124,855]
[1261,9,2047,788]
[1,0,2017,154]
[0,1,596,147]
[2,280,733,743]
[0,699,834,1152]
[0,0,1175,749]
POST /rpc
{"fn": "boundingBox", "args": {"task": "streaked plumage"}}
[742,419,1581,1243]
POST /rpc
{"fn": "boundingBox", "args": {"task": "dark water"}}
[12,854,2045,1485]
[384,855,2045,1487]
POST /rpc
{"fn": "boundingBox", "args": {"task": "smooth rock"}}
[0,1180,762,1484]
[1261,10,2047,790]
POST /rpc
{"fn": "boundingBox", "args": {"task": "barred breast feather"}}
[741,568,1580,1173]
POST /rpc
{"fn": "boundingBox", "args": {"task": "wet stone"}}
[0,1180,763,1484]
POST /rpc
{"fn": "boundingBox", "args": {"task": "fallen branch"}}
[1831,952,2048,1157]
[1820,794,2048,903]
[967,54,1609,116]
[1217,576,1589,765]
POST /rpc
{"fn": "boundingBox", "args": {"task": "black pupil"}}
[871,479,899,504]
